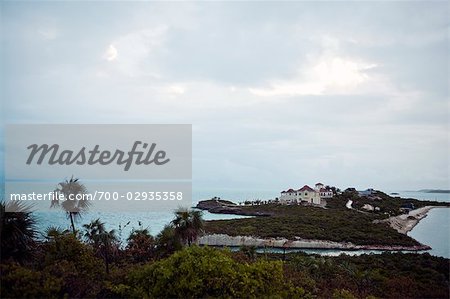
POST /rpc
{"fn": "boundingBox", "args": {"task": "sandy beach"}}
[379,206,443,234]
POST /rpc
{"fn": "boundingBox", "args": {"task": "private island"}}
[195,183,450,251]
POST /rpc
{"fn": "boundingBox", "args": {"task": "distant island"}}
[196,188,450,251]
[418,189,450,194]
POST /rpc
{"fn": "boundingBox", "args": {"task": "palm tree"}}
[44,226,69,240]
[52,176,90,235]
[83,218,118,274]
[171,208,204,246]
[0,200,37,263]
[155,224,182,257]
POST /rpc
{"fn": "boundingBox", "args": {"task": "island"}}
[418,189,450,194]
[196,189,449,251]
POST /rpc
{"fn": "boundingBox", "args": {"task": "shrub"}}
[0,263,62,298]
[123,246,308,298]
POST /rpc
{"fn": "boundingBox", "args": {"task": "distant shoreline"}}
[378,206,449,235]
[417,189,450,194]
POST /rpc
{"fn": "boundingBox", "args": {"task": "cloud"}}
[249,54,378,97]
[2,1,448,190]
[105,25,168,77]
[103,44,118,61]
[165,84,185,95]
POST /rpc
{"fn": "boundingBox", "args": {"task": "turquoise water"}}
[4,186,265,241]
[4,186,450,258]
[31,189,263,240]
[33,210,253,241]
[408,207,449,258]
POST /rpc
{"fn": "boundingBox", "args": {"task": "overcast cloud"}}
[1,1,448,191]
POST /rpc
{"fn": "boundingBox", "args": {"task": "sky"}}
[1,1,449,192]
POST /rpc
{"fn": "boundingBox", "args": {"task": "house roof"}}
[315,182,324,185]
[286,188,296,193]
[319,188,330,192]
[298,185,315,192]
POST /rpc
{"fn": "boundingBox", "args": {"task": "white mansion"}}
[280,183,333,205]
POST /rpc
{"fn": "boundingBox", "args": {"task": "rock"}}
[197,234,431,251]
[362,204,374,211]
[196,199,272,216]
[196,199,236,210]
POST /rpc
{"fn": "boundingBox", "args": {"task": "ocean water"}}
[408,207,450,258]
[3,186,449,258]
[390,190,450,258]
[388,190,450,202]
[31,189,266,240]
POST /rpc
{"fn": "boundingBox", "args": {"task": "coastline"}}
[197,198,449,252]
[377,206,447,235]
[198,206,449,251]
[197,234,431,251]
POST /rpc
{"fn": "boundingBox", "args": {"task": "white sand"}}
[381,206,438,234]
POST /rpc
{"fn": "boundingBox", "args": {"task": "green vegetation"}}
[171,208,204,246]
[119,246,304,298]
[204,191,449,246]
[0,201,37,263]
[205,204,418,246]
[82,219,119,274]
[332,190,449,217]
[1,202,449,298]
[279,251,449,299]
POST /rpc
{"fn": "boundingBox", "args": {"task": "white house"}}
[315,182,333,199]
[279,188,298,204]
[298,185,321,204]
[280,185,321,205]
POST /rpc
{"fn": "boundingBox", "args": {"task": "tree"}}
[0,201,37,263]
[171,208,204,246]
[44,226,70,241]
[239,245,257,260]
[155,225,182,258]
[83,219,118,274]
[42,231,105,297]
[52,177,90,235]
[126,228,155,263]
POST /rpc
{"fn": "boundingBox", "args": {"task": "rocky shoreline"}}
[195,199,272,216]
[197,234,431,251]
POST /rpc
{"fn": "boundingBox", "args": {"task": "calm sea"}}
[27,189,276,241]
[3,186,449,258]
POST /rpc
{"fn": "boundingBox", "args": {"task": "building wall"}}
[320,191,333,198]
[298,190,321,204]
[280,192,297,203]
[280,188,322,205]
